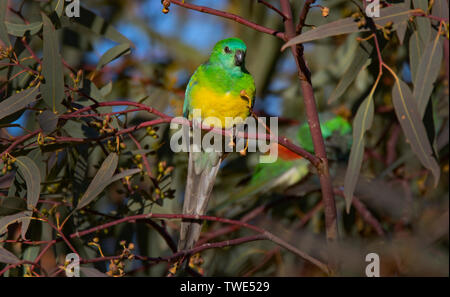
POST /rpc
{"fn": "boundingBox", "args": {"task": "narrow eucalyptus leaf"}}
[0,86,40,121]
[392,79,440,186]
[41,13,65,113]
[344,95,374,212]
[77,153,118,210]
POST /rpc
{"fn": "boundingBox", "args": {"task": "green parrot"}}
[212,115,352,212]
[178,38,255,251]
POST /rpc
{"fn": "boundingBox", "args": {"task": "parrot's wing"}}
[183,66,201,118]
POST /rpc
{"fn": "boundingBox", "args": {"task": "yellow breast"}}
[190,85,250,128]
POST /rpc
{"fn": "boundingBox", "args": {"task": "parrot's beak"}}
[234,50,245,66]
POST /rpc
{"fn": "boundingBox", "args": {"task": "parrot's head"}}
[209,38,248,70]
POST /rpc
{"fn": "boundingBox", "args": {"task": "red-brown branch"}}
[169,0,286,40]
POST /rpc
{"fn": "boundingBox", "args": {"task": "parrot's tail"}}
[178,150,223,252]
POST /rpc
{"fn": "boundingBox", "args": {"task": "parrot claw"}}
[240,90,252,110]
[239,137,249,156]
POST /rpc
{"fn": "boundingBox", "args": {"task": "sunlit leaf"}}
[344,95,374,212]
[41,13,65,113]
[392,79,440,186]
[413,35,443,117]
[76,153,118,210]
[0,86,40,121]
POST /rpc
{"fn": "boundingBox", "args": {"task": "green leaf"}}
[392,79,440,186]
[396,0,411,44]
[110,168,141,184]
[76,153,119,210]
[5,21,42,37]
[0,86,40,121]
[431,0,449,20]
[65,6,132,45]
[80,79,104,101]
[0,197,27,216]
[0,0,10,46]
[38,110,59,134]
[344,95,374,213]
[22,245,41,268]
[409,30,425,82]
[413,0,428,10]
[282,5,413,49]
[416,17,431,45]
[413,35,443,117]
[97,43,131,70]
[0,246,20,264]
[100,81,113,97]
[15,156,41,239]
[53,0,65,17]
[41,13,65,114]
[328,41,373,103]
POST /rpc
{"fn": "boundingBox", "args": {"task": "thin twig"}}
[169,0,286,40]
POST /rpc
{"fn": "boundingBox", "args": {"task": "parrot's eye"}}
[224,46,231,54]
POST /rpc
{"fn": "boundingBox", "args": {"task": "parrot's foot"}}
[228,138,235,148]
[240,90,253,110]
[188,253,205,275]
[239,138,249,156]
[167,261,179,277]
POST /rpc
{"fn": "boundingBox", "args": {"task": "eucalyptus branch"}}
[168,0,286,40]
[279,0,338,273]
